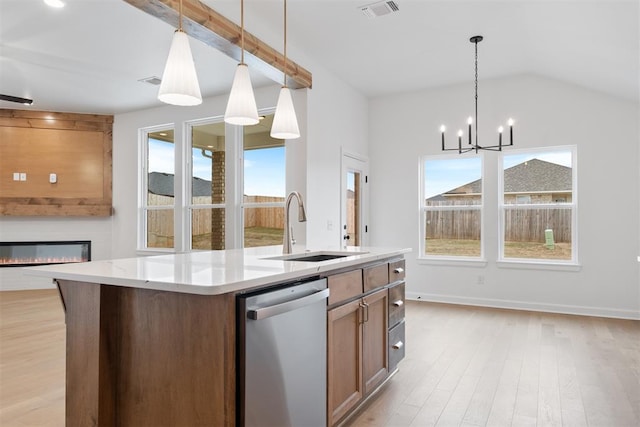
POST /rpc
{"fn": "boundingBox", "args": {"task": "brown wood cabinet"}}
[327,298,363,425]
[327,289,388,425]
[362,288,388,394]
[326,258,407,426]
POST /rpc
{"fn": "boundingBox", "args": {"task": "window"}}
[189,120,226,250]
[139,112,286,252]
[141,127,175,250]
[420,155,483,259]
[242,117,286,248]
[499,146,577,263]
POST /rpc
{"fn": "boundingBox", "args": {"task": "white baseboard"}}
[406,291,640,320]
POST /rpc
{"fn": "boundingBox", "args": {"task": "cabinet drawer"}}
[388,282,405,328]
[328,269,363,305]
[363,263,389,292]
[388,321,405,373]
[388,260,405,282]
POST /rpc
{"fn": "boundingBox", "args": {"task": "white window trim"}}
[418,152,485,262]
[140,108,284,254]
[498,145,579,267]
[138,123,175,253]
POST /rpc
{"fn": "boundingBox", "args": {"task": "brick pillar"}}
[210,150,225,250]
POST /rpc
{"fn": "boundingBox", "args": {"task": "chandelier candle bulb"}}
[457,129,463,152]
[498,126,504,148]
[440,125,446,150]
[467,117,473,144]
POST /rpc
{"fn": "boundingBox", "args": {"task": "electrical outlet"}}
[19,173,27,181]
[477,275,485,285]
[13,172,20,181]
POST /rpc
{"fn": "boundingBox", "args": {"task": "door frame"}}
[341,150,369,248]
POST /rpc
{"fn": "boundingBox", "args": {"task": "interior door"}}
[341,153,369,248]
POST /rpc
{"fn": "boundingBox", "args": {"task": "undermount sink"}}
[263,251,368,262]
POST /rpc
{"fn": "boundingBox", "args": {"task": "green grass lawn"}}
[244,227,284,248]
[426,239,571,260]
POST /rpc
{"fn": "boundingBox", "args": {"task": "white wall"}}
[369,74,640,319]
[305,65,370,248]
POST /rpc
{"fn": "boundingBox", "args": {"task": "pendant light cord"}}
[241,0,245,64]
[283,0,288,87]
[178,0,183,31]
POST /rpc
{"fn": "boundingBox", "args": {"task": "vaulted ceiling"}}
[1,0,637,115]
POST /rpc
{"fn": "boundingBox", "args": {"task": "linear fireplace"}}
[0,241,91,267]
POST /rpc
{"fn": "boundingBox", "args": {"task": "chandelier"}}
[440,35,514,153]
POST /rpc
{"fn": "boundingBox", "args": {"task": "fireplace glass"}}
[0,241,91,267]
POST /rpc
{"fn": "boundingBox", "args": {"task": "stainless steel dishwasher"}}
[238,278,329,427]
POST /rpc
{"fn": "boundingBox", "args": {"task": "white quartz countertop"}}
[24,246,410,295]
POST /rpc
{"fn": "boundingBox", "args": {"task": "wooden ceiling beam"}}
[123,0,312,89]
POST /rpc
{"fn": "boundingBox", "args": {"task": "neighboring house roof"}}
[148,172,212,197]
[431,158,571,199]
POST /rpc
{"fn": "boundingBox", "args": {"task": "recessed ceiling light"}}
[44,0,65,8]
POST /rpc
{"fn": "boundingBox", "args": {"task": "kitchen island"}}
[26,245,409,426]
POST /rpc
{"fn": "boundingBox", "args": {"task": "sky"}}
[149,139,285,198]
[424,150,572,198]
[150,138,571,200]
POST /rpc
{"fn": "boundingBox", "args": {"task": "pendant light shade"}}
[224,63,259,125]
[270,0,300,140]
[224,0,259,125]
[158,28,202,105]
[270,87,299,139]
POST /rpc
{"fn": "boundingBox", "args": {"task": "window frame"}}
[498,145,578,267]
[418,152,486,263]
[138,109,286,254]
[138,124,176,253]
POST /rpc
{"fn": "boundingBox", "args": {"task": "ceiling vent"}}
[360,1,399,18]
[139,76,162,86]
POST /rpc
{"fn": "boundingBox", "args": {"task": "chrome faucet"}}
[283,191,307,254]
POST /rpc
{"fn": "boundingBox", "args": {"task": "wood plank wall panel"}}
[0,128,104,198]
[0,109,113,216]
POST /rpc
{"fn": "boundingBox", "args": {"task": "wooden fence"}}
[147,194,286,238]
[426,207,571,243]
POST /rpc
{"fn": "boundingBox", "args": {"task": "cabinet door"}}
[362,288,388,395]
[327,299,363,425]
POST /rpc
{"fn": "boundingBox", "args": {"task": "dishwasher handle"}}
[247,288,330,320]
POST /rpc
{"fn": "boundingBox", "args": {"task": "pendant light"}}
[270,0,300,139]
[158,0,202,106]
[224,0,259,125]
[440,36,514,153]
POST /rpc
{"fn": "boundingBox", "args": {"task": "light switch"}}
[19,173,27,181]
[49,173,57,183]
[13,172,20,181]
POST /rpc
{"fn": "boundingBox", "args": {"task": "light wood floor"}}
[1,291,638,427]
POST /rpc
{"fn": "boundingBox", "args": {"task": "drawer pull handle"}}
[392,341,404,350]
[393,300,404,307]
[393,267,404,274]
